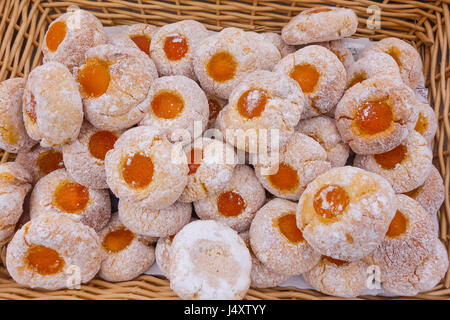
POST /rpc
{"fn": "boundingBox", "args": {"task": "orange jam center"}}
[131,34,151,55]
[325,256,347,266]
[46,21,67,52]
[207,51,237,83]
[122,152,154,188]
[289,64,320,94]
[237,89,268,119]
[25,93,37,123]
[386,46,402,67]
[217,191,246,217]
[53,181,89,213]
[386,210,407,238]
[268,163,299,191]
[348,72,367,89]
[88,131,118,161]
[164,35,188,61]
[37,150,64,176]
[151,90,184,119]
[26,245,65,275]
[414,113,428,134]
[355,100,393,135]
[77,58,110,98]
[187,148,203,175]
[103,227,135,252]
[313,184,349,219]
[374,144,407,170]
[208,98,222,121]
[277,213,304,243]
[307,8,333,14]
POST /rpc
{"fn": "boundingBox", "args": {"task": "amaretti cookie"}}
[104,126,188,210]
[6,212,102,290]
[262,32,296,58]
[22,62,83,147]
[413,100,437,144]
[42,9,106,71]
[217,70,304,154]
[296,116,350,167]
[249,198,321,276]
[319,40,355,71]
[139,75,209,144]
[335,77,418,155]
[362,37,423,89]
[297,166,396,261]
[194,165,266,232]
[169,220,251,300]
[273,45,346,119]
[193,27,281,99]
[98,214,155,282]
[78,44,158,131]
[0,78,35,153]
[255,133,331,201]
[29,169,111,232]
[281,7,358,45]
[150,20,209,79]
[354,131,432,193]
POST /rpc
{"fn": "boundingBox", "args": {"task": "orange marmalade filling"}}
[103,227,135,252]
[386,46,402,67]
[386,210,407,238]
[313,184,349,219]
[207,51,237,83]
[217,191,246,217]
[268,163,299,191]
[289,64,320,94]
[237,89,268,119]
[53,180,89,213]
[26,245,65,275]
[414,113,428,134]
[151,90,184,119]
[77,58,111,98]
[37,150,64,177]
[374,144,407,170]
[208,98,222,121]
[355,100,393,135]
[187,148,203,175]
[25,93,37,123]
[122,152,154,189]
[324,256,348,266]
[131,34,151,55]
[348,72,367,89]
[277,213,304,244]
[88,131,118,161]
[46,21,67,52]
[164,35,188,61]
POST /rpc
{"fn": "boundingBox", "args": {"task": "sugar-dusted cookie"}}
[319,40,355,71]
[413,100,438,144]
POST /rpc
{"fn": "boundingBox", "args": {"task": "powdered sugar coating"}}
[297,166,396,261]
[97,213,155,282]
[262,32,296,58]
[139,75,209,144]
[319,40,355,71]
[250,198,321,275]
[62,122,122,189]
[296,116,350,167]
[362,37,423,89]
[150,20,209,79]
[0,163,32,246]
[6,212,102,290]
[29,169,111,232]
[194,165,266,232]
[155,235,174,278]
[354,131,432,193]
[273,45,346,119]
[412,100,437,144]
[42,9,106,72]
[118,200,192,237]
[281,7,358,45]
[335,77,419,155]
[79,44,158,131]
[104,126,188,209]
[216,70,304,154]
[255,133,331,201]
[0,78,36,153]
[179,137,236,202]
[193,27,281,99]
[169,220,251,300]
[239,231,290,288]
[109,24,159,54]
[304,257,369,297]
[23,62,83,147]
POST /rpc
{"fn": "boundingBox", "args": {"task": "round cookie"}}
[29,169,111,232]
[319,40,355,71]
[262,32,296,58]
[169,220,252,300]
[249,198,321,276]
[412,100,437,144]
[297,166,396,261]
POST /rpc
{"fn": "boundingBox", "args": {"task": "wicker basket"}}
[0,0,448,300]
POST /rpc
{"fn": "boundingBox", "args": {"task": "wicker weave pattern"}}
[0,0,449,300]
